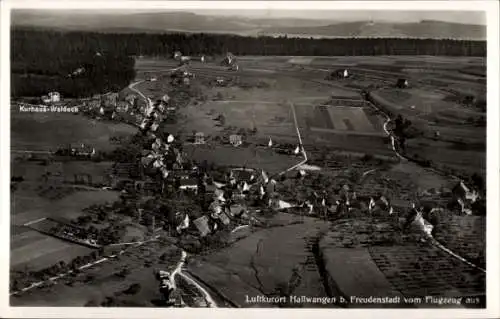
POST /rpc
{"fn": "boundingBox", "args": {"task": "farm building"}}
[452,181,480,210]
[330,69,349,79]
[68,143,96,158]
[125,94,137,106]
[179,178,198,193]
[229,134,243,147]
[42,92,60,104]
[48,91,61,102]
[193,216,210,237]
[396,78,409,88]
[116,101,129,112]
[221,53,235,66]
[226,204,247,218]
[162,94,170,104]
[194,132,205,144]
[463,95,477,106]
[173,51,182,60]
[231,168,256,183]
[103,92,119,107]
[453,181,479,202]
[73,173,93,185]
[41,95,51,104]
[215,77,226,86]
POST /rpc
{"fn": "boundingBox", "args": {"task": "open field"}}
[10,225,93,272]
[320,247,405,304]
[11,161,114,186]
[184,144,299,175]
[11,237,181,307]
[187,213,333,308]
[10,186,119,273]
[11,108,136,152]
[12,188,119,225]
[183,100,296,139]
[137,57,395,158]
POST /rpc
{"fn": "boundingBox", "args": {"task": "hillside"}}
[261,20,486,40]
[12,10,486,40]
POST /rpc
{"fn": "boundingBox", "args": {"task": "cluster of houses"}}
[178,167,277,237]
[80,89,177,130]
[170,66,195,86]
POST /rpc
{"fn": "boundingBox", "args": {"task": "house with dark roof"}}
[194,132,205,144]
[193,216,210,237]
[229,134,243,147]
[231,169,256,184]
[396,78,409,88]
[328,69,349,80]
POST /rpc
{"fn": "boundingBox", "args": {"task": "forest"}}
[11,28,486,98]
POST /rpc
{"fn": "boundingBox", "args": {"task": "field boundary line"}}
[278,101,308,176]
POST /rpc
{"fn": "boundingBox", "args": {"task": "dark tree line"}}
[12,29,136,98]
[14,28,486,58]
[11,28,486,98]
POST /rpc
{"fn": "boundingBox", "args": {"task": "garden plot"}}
[369,245,486,297]
[433,215,486,269]
[371,88,455,115]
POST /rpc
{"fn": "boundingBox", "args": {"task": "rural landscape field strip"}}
[363,92,486,274]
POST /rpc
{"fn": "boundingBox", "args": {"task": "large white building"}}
[48,92,61,102]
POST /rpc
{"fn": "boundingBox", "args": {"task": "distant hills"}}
[260,20,486,40]
[12,10,486,40]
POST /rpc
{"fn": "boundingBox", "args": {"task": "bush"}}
[123,283,141,295]
[116,267,130,278]
[361,154,374,162]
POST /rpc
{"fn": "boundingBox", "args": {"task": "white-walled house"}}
[48,91,61,102]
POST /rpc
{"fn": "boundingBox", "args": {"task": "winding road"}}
[170,250,218,307]
[131,73,220,307]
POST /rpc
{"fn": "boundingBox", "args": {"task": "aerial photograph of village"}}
[7,4,489,310]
